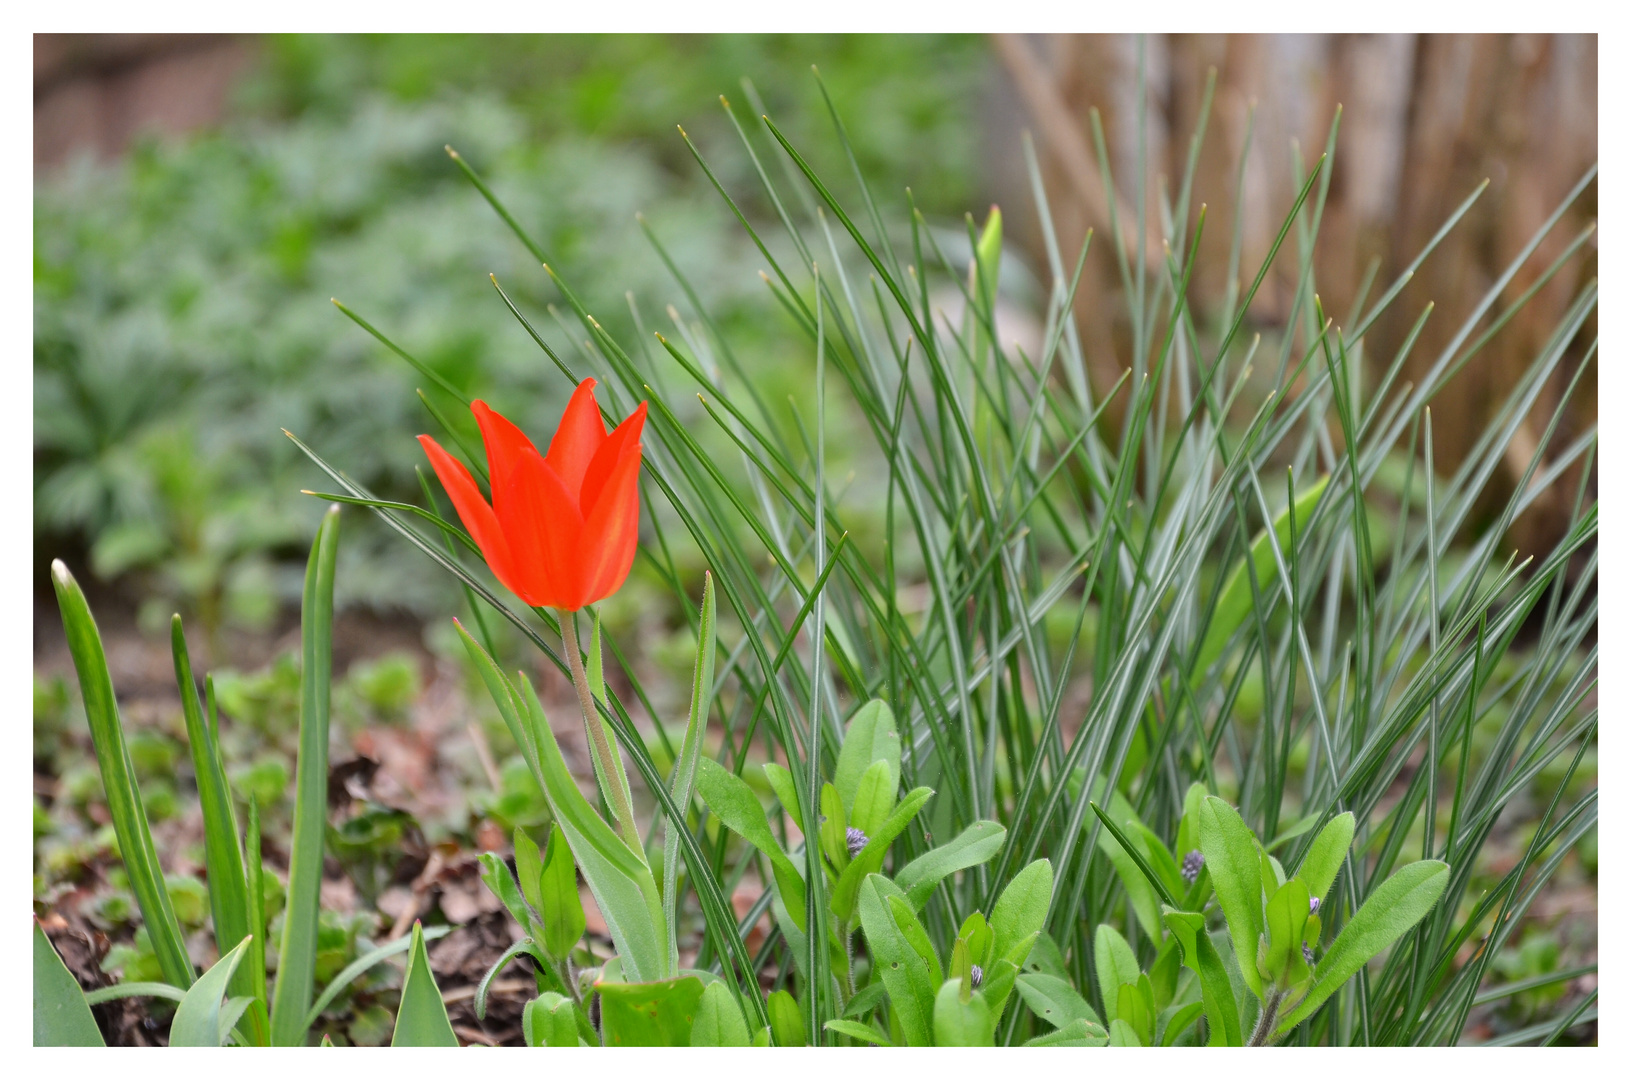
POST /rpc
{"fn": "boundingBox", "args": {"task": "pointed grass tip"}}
[50,558,72,587]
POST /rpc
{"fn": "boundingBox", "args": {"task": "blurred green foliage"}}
[34,34,986,632]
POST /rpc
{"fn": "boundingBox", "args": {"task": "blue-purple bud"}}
[970,964,984,989]
[1309,896,1320,915]
[846,826,869,859]
[1181,850,1205,884]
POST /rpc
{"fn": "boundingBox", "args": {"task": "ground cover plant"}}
[36,60,1595,1047]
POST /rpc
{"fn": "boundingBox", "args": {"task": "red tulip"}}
[419,379,647,611]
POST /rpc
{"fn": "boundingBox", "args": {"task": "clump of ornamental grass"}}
[42,65,1594,1047]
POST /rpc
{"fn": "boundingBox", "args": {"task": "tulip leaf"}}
[1293,811,1355,906]
[834,699,900,815]
[933,978,993,1046]
[856,874,935,1046]
[599,975,705,1046]
[514,670,668,982]
[893,820,1006,911]
[1015,972,1100,1029]
[663,572,715,974]
[33,921,104,1046]
[51,560,194,992]
[391,922,458,1046]
[1276,860,1451,1033]
[170,934,254,1047]
[1198,796,1266,999]
[691,980,751,1046]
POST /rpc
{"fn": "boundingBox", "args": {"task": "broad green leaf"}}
[695,756,806,925]
[271,506,341,1044]
[391,922,458,1047]
[889,894,944,986]
[51,560,193,991]
[977,957,1021,1034]
[513,826,545,917]
[663,573,715,976]
[762,762,803,833]
[1198,796,1265,999]
[517,671,667,982]
[1015,972,1100,1029]
[1024,1017,1108,1046]
[171,618,252,1012]
[857,874,935,1046]
[848,759,897,837]
[933,979,992,1046]
[766,988,807,1047]
[956,911,993,969]
[1293,812,1355,906]
[1093,924,1138,1023]
[599,975,705,1046]
[1276,860,1450,1033]
[824,1018,891,1045]
[524,992,582,1047]
[539,822,587,960]
[1163,908,1243,1046]
[170,934,254,1046]
[33,921,104,1046]
[834,699,900,814]
[691,980,750,1046]
[829,786,934,923]
[1193,475,1330,679]
[844,979,887,1019]
[1108,1017,1143,1046]
[1174,781,1209,863]
[1116,976,1156,1048]
[894,820,1006,910]
[990,858,1053,965]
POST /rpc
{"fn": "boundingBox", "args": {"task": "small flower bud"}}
[1181,849,1205,884]
[970,964,984,989]
[1302,943,1316,968]
[845,826,869,859]
[1309,896,1320,915]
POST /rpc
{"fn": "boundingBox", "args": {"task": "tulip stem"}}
[559,609,643,857]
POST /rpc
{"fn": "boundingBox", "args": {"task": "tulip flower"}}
[418,379,648,612]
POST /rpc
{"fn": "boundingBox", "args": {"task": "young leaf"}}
[477,851,532,930]
[829,786,935,923]
[1198,795,1266,999]
[1024,1017,1109,1046]
[762,762,804,834]
[1163,908,1243,1046]
[170,934,254,1047]
[933,978,993,1046]
[599,974,706,1046]
[1276,860,1451,1033]
[694,756,806,924]
[691,980,751,1046]
[848,758,897,837]
[1108,1017,1143,1046]
[524,992,582,1047]
[33,921,104,1046]
[1263,878,1311,987]
[1161,1000,1206,1046]
[819,781,849,871]
[834,699,900,814]
[990,858,1054,965]
[1094,924,1139,1024]
[514,825,545,916]
[893,820,1006,910]
[766,988,808,1047]
[1292,811,1355,906]
[391,922,458,1046]
[824,1018,892,1045]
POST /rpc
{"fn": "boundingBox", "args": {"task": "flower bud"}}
[846,826,869,859]
[970,964,984,989]
[1181,849,1205,884]
[1309,896,1320,915]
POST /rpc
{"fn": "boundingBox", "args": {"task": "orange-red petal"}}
[494,448,583,609]
[544,378,607,507]
[471,399,543,507]
[417,434,521,597]
[581,401,646,518]
[577,435,644,606]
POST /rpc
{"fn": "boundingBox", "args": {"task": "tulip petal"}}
[495,449,584,609]
[577,436,644,607]
[544,378,608,506]
[417,435,521,598]
[471,399,544,505]
[581,401,647,518]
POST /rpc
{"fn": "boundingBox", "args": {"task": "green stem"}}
[1249,990,1284,1047]
[559,610,642,854]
